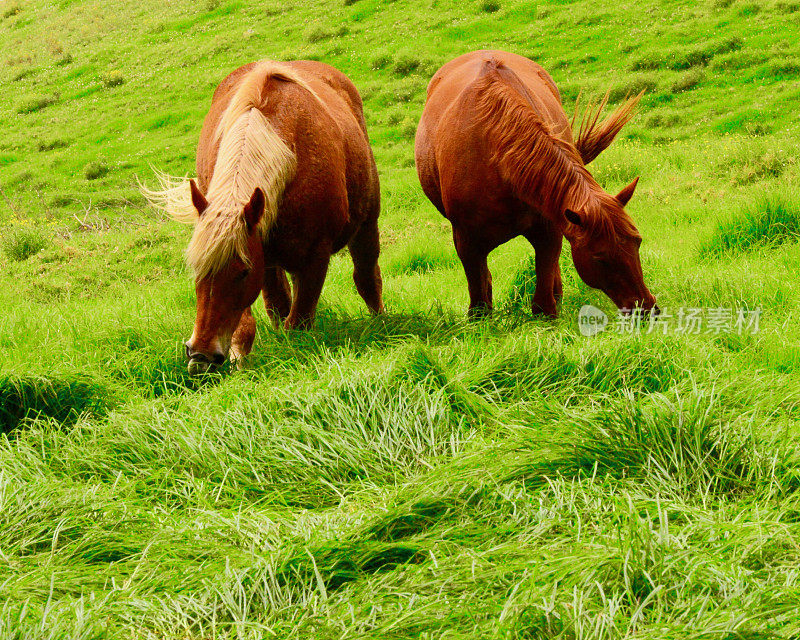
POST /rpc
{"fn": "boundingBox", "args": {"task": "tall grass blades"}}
[0,373,111,432]
[1,228,49,262]
[702,192,800,256]
[2,0,800,636]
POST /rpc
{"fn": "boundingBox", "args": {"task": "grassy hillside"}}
[2,0,800,637]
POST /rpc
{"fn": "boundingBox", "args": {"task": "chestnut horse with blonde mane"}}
[145,60,383,374]
[415,50,658,318]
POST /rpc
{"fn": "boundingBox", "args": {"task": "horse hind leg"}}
[262,266,292,327]
[348,218,384,315]
[285,250,331,330]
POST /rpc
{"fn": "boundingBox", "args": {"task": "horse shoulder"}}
[284,61,367,126]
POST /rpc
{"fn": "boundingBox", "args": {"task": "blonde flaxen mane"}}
[142,62,321,278]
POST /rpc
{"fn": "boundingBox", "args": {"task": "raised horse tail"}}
[572,91,643,165]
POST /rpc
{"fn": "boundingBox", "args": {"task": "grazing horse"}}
[415,50,657,318]
[144,60,383,374]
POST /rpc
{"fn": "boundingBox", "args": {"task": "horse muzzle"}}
[185,342,225,376]
[618,297,660,318]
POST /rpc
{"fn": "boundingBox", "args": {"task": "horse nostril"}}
[184,344,224,371]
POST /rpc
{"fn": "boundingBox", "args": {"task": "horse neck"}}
[512,139,604,229]
[186,108,296,280]
[475,75,604,227]
[206,107,296,230]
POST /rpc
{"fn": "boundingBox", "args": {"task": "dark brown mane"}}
[572,91,643,165]
[472,63,634,241]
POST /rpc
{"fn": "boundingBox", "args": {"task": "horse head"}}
[184,181,266,375]
[565,178,658,314]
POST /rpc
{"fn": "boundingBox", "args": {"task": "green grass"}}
[388,245,459,275]
[0,372,112,433]
[0,227,50,261]
[1,0,800,637]
[702,192,800,256]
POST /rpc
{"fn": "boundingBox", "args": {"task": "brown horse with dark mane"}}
[415,50,657,318]
[144,60,383,374]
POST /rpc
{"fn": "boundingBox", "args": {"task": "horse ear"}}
[189,179,208,216]
[243,187,265,232]
[615,177,639,207]
[564,209,583,227]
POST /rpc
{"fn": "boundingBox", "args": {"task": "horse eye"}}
[236,269,251,282]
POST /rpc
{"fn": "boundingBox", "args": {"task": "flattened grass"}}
[0,372,111,433]
[1,0,800,636]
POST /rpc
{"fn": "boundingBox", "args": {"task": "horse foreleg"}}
[524,227,563,319]
[453,227,492,319]
[285,251,331,330]
[349,218,384,315]
[230,306,256,367]
[262,266,292,327]
[553,263,563,303]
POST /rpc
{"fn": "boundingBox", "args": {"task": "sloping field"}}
[2,0,800,637]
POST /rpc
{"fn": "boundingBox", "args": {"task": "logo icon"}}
[578,305,608,337]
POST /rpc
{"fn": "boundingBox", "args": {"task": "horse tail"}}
[139,169,198,223]
[572,91,643,165]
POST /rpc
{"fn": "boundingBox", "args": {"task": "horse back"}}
[196,61,378,271]
[197,61,371,188]
[416,50,573,233]
[425,51,572,147]
[284,60,370,135]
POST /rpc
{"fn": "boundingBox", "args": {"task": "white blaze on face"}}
[578,305,609,337]
[187,331,226,359]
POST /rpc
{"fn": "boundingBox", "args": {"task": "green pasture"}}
[1,0,800,637]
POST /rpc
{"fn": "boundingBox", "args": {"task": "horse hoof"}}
[467,307,491,321]
[231,356,249,371]
[531,305,558,320]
